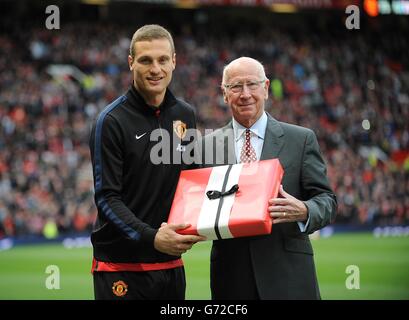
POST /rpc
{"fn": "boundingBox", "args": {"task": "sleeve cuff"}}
[297,216,310,233]
[140,227,158,245]
[297,202,311,233]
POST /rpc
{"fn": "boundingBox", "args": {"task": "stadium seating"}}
[0,10,408,239]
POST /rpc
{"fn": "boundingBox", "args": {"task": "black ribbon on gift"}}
[206,184,239,200]
[206,164,239,240]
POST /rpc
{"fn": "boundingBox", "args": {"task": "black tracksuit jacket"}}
[89,85,196,263]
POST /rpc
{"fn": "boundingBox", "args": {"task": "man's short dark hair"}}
[129,24,175,59]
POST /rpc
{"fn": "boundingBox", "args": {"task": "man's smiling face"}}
[129,38,176,105]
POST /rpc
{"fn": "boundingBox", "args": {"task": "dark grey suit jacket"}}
[200,113,337,300]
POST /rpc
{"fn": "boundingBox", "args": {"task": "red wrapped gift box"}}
[168,159,284,240]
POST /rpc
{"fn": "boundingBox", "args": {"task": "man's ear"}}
[222,89,228,104]
[128,55,133,71]
[172,53,176,70]
[264,79,270,100]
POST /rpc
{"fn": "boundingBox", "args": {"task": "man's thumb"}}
[279,185,291,198]
[168,223,191,231]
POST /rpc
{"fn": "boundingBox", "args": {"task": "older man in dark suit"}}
[201,57,337,300]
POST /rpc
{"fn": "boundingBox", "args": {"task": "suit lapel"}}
[217,122,236,165]
[215,115,283,164]
[260,114,284,160]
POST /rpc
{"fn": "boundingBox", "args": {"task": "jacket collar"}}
[221,112,284,162]
[126,84,177,115]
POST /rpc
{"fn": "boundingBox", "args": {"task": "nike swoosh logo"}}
[135,133,147,140]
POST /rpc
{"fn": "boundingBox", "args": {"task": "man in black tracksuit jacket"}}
[89,25,204,300]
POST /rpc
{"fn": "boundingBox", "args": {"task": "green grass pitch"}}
[0,233,408,300]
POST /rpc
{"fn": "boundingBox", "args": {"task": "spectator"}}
[0,21,407,240]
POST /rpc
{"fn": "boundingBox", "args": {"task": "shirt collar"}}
[232,112,268,142]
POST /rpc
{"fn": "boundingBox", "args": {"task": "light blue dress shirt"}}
[232,111,267,161]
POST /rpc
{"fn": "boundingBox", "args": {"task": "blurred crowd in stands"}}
[0,21,408,239]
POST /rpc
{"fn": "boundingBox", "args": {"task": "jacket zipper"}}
[154,108,167,229]
[155,109,164,142]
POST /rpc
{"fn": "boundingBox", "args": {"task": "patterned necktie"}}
[240,129,257,163]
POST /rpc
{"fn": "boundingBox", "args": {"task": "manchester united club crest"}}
[112,280,128,297]
[173,120,187,139]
